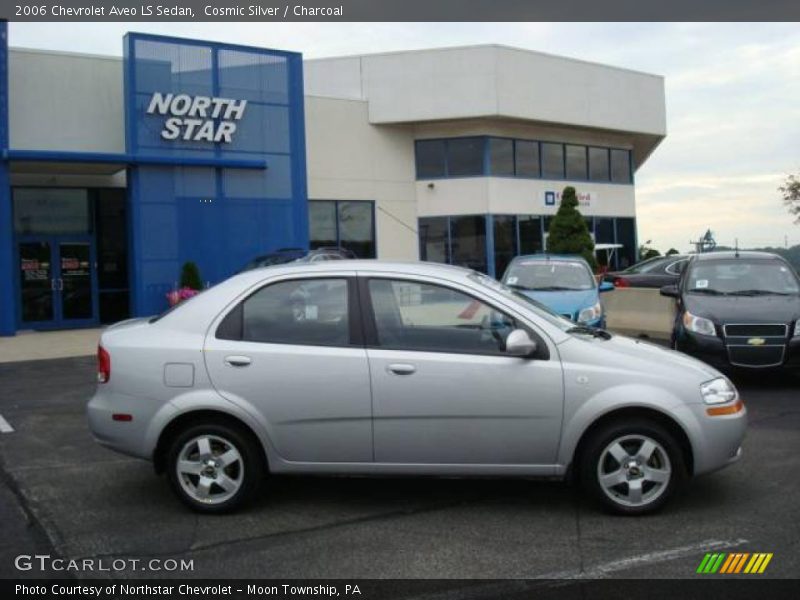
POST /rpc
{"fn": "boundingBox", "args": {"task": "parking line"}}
[0,414,14,433]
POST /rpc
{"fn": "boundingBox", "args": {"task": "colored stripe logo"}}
[697,552,773,574]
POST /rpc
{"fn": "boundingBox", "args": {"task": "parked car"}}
[241,247,355,271]
[605,254,689,289]
[89,261,746,516]
[501,254,614,327]
[660,251,800,369]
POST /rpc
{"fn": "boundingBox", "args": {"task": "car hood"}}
[684,293,800,324]
[519,289,599,317]
[559,332,722,383]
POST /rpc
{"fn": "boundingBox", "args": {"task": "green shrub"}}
[546,187,597,270]
[180,261,203,291]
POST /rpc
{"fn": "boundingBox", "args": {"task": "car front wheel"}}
[166,422,265,513]
[579,420,686,515]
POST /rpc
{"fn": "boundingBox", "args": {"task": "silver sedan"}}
[88,261,746,515]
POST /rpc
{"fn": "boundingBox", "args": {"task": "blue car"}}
[501,254,614,328]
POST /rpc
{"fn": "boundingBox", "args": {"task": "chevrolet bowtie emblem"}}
[747,338,766,346]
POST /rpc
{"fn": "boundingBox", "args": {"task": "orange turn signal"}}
[706,399,744,416]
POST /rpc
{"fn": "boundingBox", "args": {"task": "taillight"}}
[613,277,630,288]
[97,345,111,384]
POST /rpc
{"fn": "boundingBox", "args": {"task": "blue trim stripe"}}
[4,149,267,170]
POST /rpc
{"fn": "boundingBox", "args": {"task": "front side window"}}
[242,278,350,346]
[368,279,517,355]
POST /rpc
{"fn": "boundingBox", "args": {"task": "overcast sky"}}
[9,22,800,253]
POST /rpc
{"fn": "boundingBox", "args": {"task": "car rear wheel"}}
[166,422,264,513]
[579,419,686,515]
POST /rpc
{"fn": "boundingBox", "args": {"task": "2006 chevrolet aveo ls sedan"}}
[88,261,746,515]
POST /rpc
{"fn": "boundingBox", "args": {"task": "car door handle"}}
[224,355,252,367]
[387,363,416,375]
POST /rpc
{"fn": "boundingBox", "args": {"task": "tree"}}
[665,248,680,256]
[639,246,660,260]
[546,186,597,269]
[180,261,203,291]
[780,173,800,224]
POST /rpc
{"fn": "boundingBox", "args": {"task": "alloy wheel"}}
[596,434,672,508]
[176,435,244,505]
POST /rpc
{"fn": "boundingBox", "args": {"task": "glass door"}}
[19,240,56,325]
[17,236,97,329]
[58,241,95,324]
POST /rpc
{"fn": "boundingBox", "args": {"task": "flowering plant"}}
[166,287,200,307]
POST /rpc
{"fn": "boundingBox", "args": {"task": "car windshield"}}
[469,273,576,332]
[622,256,670,274]
[503,259,595,291]
[686,259,800,296]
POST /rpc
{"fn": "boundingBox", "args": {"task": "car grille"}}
[723,324,787,337]
[723,323,788,367]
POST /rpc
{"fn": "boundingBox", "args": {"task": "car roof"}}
[511,254,589,263]
[232,259,476,281]
[692,250,784,262]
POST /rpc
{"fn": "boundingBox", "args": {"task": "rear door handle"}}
[224,355,252,367]
[387,363,416,375]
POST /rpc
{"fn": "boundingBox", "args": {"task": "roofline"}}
[304,43,664,81]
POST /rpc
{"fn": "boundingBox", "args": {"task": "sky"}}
[9,22,800,254]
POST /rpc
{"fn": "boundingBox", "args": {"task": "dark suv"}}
[660,251,800,369]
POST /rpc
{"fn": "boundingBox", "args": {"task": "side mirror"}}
[505,329,538,358]
[599,281,614,293]
[660,284,679,298]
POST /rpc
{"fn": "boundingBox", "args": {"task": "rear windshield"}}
[686,259,800,296]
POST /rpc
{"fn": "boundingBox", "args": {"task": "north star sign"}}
[146,92,248,143]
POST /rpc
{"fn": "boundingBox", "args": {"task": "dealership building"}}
[0,24,666,335]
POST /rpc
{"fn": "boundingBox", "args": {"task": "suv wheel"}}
[166,422,265,513]
[579,419,686,515]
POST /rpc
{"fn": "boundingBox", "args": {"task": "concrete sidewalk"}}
[0,328,102,363]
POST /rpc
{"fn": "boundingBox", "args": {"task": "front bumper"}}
[674,400,748,476]
[676,328,800,370]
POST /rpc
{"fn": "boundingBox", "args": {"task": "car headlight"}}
[683,310,716,336]
[700,377,737,404]
[578,302,602,324]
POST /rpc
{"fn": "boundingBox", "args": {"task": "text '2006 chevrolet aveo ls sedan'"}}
[88,261,746,515]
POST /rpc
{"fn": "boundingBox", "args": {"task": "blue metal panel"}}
[124,33,309,316]
[0,22,14,336]
[6,149,267,170]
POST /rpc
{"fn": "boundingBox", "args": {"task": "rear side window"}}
[218,278,351,346]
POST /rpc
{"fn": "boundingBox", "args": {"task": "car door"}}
[361,275,564,467]
[204,274,373,463]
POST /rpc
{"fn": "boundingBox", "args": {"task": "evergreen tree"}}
[180,261,203,290]
[546,187,597,269]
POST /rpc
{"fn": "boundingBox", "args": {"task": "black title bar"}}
[3,0,800,22]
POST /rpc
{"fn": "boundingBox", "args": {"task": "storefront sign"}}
[543,190,597,209]
[146,92,248,143]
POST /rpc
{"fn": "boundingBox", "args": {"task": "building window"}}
[515,141,540,178]
[488,138,514,176]
[493,215,517,277]
[541,143,565,179]
[565,145,588,181]
[589,147,610,182]
[415,139,447,178]
[615,217,636,269]
[611,149,632,183]
[309,200,376,258]
[419,217,450,264]
[450,215,487,272]
[517,215,543,255]
[447,137,485,177]
[13,188,91,235]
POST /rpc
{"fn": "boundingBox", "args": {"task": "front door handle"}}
[224,355,252,367]
[387,363,416,375]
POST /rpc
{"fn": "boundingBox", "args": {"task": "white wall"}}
[8,49,125,153]
[304,96,419,260]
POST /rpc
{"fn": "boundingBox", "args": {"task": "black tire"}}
[579,419,687,516]
[165,421,265,513]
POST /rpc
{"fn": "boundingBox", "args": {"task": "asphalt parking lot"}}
[0,356,798,583]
